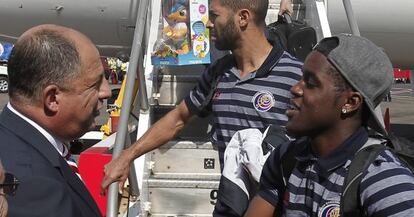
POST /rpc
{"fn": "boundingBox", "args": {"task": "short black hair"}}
[8,29,81,102]
[219,0,269,25]
[326,64,352,94]
[314,37,352,93]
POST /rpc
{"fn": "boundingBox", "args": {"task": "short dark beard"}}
[214,17,241,51]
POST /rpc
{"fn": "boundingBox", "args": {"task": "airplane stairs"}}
[139,65,221,217]
[99,0,329,216]
[130,1,317,216]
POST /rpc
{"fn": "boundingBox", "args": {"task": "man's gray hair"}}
[7,29,81,102]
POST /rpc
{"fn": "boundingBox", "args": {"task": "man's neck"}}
[8,102,66,156]
[309,123,361,157]
[232,31,273,78]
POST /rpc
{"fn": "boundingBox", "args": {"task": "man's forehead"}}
[304,51,331,71]
[209,0,224,10]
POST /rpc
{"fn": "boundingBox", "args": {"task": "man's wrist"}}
[121,148,138,162]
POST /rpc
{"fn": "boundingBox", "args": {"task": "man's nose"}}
[290,80,304,96]
[206,19,213,29]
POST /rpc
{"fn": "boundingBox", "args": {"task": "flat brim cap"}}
[316,34,393,135]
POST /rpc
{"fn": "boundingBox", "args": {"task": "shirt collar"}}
[296,127,369,177]
[7,103,67,156]
[229,41,285,80]
[255,43,284,78]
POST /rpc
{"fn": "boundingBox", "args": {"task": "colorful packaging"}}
[151,0,210,65]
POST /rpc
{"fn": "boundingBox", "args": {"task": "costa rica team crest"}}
[252,91,275,112]
[318,201,340,217]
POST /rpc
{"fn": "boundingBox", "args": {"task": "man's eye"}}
[303,72,318,88]
[209,13,217,20]
[304,78,317,88]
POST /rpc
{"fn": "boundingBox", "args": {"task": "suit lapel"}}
[58,155,102,216]
[0,107,101,216]
[0,106,61,166]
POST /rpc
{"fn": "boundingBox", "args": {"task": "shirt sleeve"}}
[184,64,217,117]
[360,149,414,216]
[257,146,285,207]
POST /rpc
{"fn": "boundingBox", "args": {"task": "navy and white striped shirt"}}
[185,46,303,166]
[258,128,414,216]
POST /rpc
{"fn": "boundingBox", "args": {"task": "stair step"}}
[148,215,211,217]
[153,65,206,106]
[149,141,220,175]
[151,173,220,181]
[145,178,219,216]
[163,140,215,149]
[147,178,219,188]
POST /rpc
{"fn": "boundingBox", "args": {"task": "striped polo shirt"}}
[258,127,414,216]
[184,46,303,166]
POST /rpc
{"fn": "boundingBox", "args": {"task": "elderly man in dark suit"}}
[0,24,111,217]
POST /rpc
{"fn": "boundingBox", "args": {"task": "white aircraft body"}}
[0,0,414,69]
[0,0,137,57]
[327,0,414,69]
[0,0,413,68]
[1,1,413,216]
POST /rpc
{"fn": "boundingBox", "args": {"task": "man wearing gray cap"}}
[244,34,414,217]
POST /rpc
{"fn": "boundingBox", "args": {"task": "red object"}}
[78,147,112,216]
[111,115,119,133]
[110,71,117,84]
[393,68,411,80]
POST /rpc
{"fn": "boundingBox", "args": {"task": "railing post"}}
[411,70,414,96]
[106,0,150,216]
[342,0,361,36]
[126,131,140,199]
[315,0,332,38]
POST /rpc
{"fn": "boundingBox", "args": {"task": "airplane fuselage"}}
[1,0,413,68]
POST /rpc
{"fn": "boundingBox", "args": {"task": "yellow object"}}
[100,74,139,136]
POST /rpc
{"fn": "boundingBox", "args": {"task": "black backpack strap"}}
[280,142,299,186]
[279,137,308,186]
[341,144,386,217]
[273,137,307,217]
[261,124,289,155]
[199,54,234,117]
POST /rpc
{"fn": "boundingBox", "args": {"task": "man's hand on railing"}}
[101,150,133,195]
[279,0,293,15]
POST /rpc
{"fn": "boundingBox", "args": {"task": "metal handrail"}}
[342,0,361,36]
[304,0,332,39]
[106,0,151,216]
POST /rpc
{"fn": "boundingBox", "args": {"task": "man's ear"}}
[238,9,251,29]
[342,91,364,114]
[42,85,60,114]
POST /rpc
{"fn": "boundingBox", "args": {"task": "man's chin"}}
[214,44,226,51]
[213,41,230,51]
[81,119,97,135]
[286,125,303,137]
